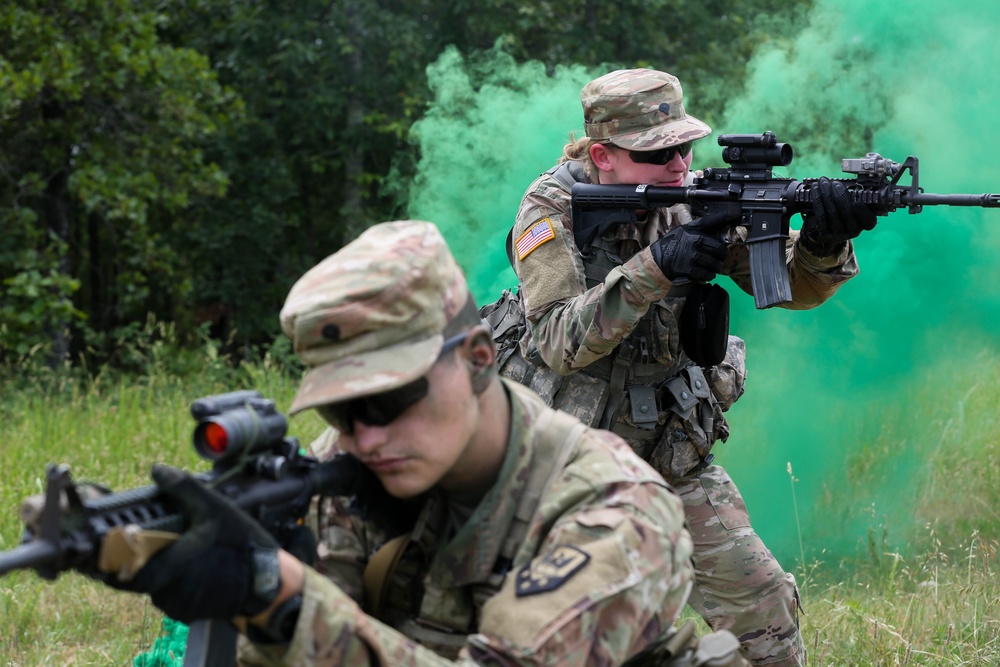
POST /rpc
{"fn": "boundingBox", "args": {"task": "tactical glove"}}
[800,176,878,257]
[650,210,736,282]
[108,464,283,624]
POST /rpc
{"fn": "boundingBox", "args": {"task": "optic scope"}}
[191,390,288,467]
[718,131,793,168]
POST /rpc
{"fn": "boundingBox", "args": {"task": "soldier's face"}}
[597,143,694,187]
[334,339,492,499]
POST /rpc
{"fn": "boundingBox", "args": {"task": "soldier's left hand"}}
[800,176,878,256]
[105,464,283,624]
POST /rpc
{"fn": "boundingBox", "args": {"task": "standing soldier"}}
[492,69,877,666]
[96,220,749,665]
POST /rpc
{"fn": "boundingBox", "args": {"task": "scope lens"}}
[202,422,229,455]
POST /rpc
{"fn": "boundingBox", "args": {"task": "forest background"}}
[2,0,999,663]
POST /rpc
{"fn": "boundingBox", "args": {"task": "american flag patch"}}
[515,218,555,260]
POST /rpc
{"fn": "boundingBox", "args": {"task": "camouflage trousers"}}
[674,465,804,666]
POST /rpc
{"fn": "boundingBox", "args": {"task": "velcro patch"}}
[515,544,590,597]
[515,218,555,260]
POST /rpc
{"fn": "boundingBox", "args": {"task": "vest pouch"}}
[626,385,659,430]
[651,365,731,481]
[553,371,610,427]
[679,282,730,367]
[482,288,566,404]
[663,374,699,420]
[525,362,563,405]
[707,335,747,412]
[480,288,527,370]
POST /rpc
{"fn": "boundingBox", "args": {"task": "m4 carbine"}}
[0,390,391,667]
[571,131,1000,309]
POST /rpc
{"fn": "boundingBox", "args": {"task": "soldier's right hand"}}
[650,209,736,282]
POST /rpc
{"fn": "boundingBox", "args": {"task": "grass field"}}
[0,348,996,665]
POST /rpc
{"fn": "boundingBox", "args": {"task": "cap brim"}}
[610,116,712,151]
[288,334,443,414]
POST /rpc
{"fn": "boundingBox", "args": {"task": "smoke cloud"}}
[403,2,1000,564]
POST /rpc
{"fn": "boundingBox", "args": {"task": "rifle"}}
[0,390,391,666]
[571,131,1000,309]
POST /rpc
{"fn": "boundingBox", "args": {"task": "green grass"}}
[789,348,1000,665]
[0,351,328,665]
[1,347,997,665]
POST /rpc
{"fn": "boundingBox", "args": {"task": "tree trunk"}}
[43,163,72,367]
[42,95,73,367]
[340,2,366,236]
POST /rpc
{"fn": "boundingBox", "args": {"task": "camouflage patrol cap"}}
[582,68,711,151]
[280,220,471,415]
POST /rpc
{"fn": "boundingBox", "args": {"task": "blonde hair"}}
[558,131,600,180]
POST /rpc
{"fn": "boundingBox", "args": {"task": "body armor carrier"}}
[484,162,746,481]
[570,233,745,479]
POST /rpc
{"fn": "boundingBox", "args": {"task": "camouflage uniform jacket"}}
[507,163,860,478]
[238,379,693,666]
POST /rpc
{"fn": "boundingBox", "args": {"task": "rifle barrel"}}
[0,540,59,576]
[907,192,1000,207]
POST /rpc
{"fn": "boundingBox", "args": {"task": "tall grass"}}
[0,333,327,665]
[1,336,997,665]
[789,349,1000,666]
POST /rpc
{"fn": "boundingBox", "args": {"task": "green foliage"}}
[392,0,812,129]
[792,531,1000,665]
[0,0,814,367]
[153,0,453,346]
[0,233,84,357]
[0,0,239,363]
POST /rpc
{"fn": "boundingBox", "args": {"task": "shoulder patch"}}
[514,217,555,260]
[515,544,590,597]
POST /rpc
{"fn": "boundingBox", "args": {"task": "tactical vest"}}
[485,162,747,482]
[362,386,587,658]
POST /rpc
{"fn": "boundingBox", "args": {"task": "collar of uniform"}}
[423,379,533,587]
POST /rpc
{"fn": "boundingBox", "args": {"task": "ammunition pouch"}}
[605,337,746,482]
[480,286,747,482]
[679,282,730,367]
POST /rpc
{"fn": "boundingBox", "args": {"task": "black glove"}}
[650,209,736,282]
[800,176,878,256]
[109,464,282,624]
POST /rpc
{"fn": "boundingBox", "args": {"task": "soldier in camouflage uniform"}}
[497,69,879,666]
[97,220,748,665]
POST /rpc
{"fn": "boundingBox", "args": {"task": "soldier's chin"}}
[377,470,435,500]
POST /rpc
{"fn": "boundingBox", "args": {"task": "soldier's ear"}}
[589,142,617,173]
[464,327,495,394]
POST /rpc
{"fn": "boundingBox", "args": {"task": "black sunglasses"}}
[627,141,693,165]
[316,332,470,435]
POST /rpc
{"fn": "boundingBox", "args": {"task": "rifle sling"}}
[363,533,411,616]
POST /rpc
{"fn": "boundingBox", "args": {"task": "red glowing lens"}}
[202,422,229,454]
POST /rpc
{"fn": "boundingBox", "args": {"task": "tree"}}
[1,0,815,366]
[151,1,433,349]
[0,0,239,363]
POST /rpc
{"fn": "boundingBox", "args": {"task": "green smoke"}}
[405,46,596,300]
[403,3,1000,565]
[712,0,1000,564]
